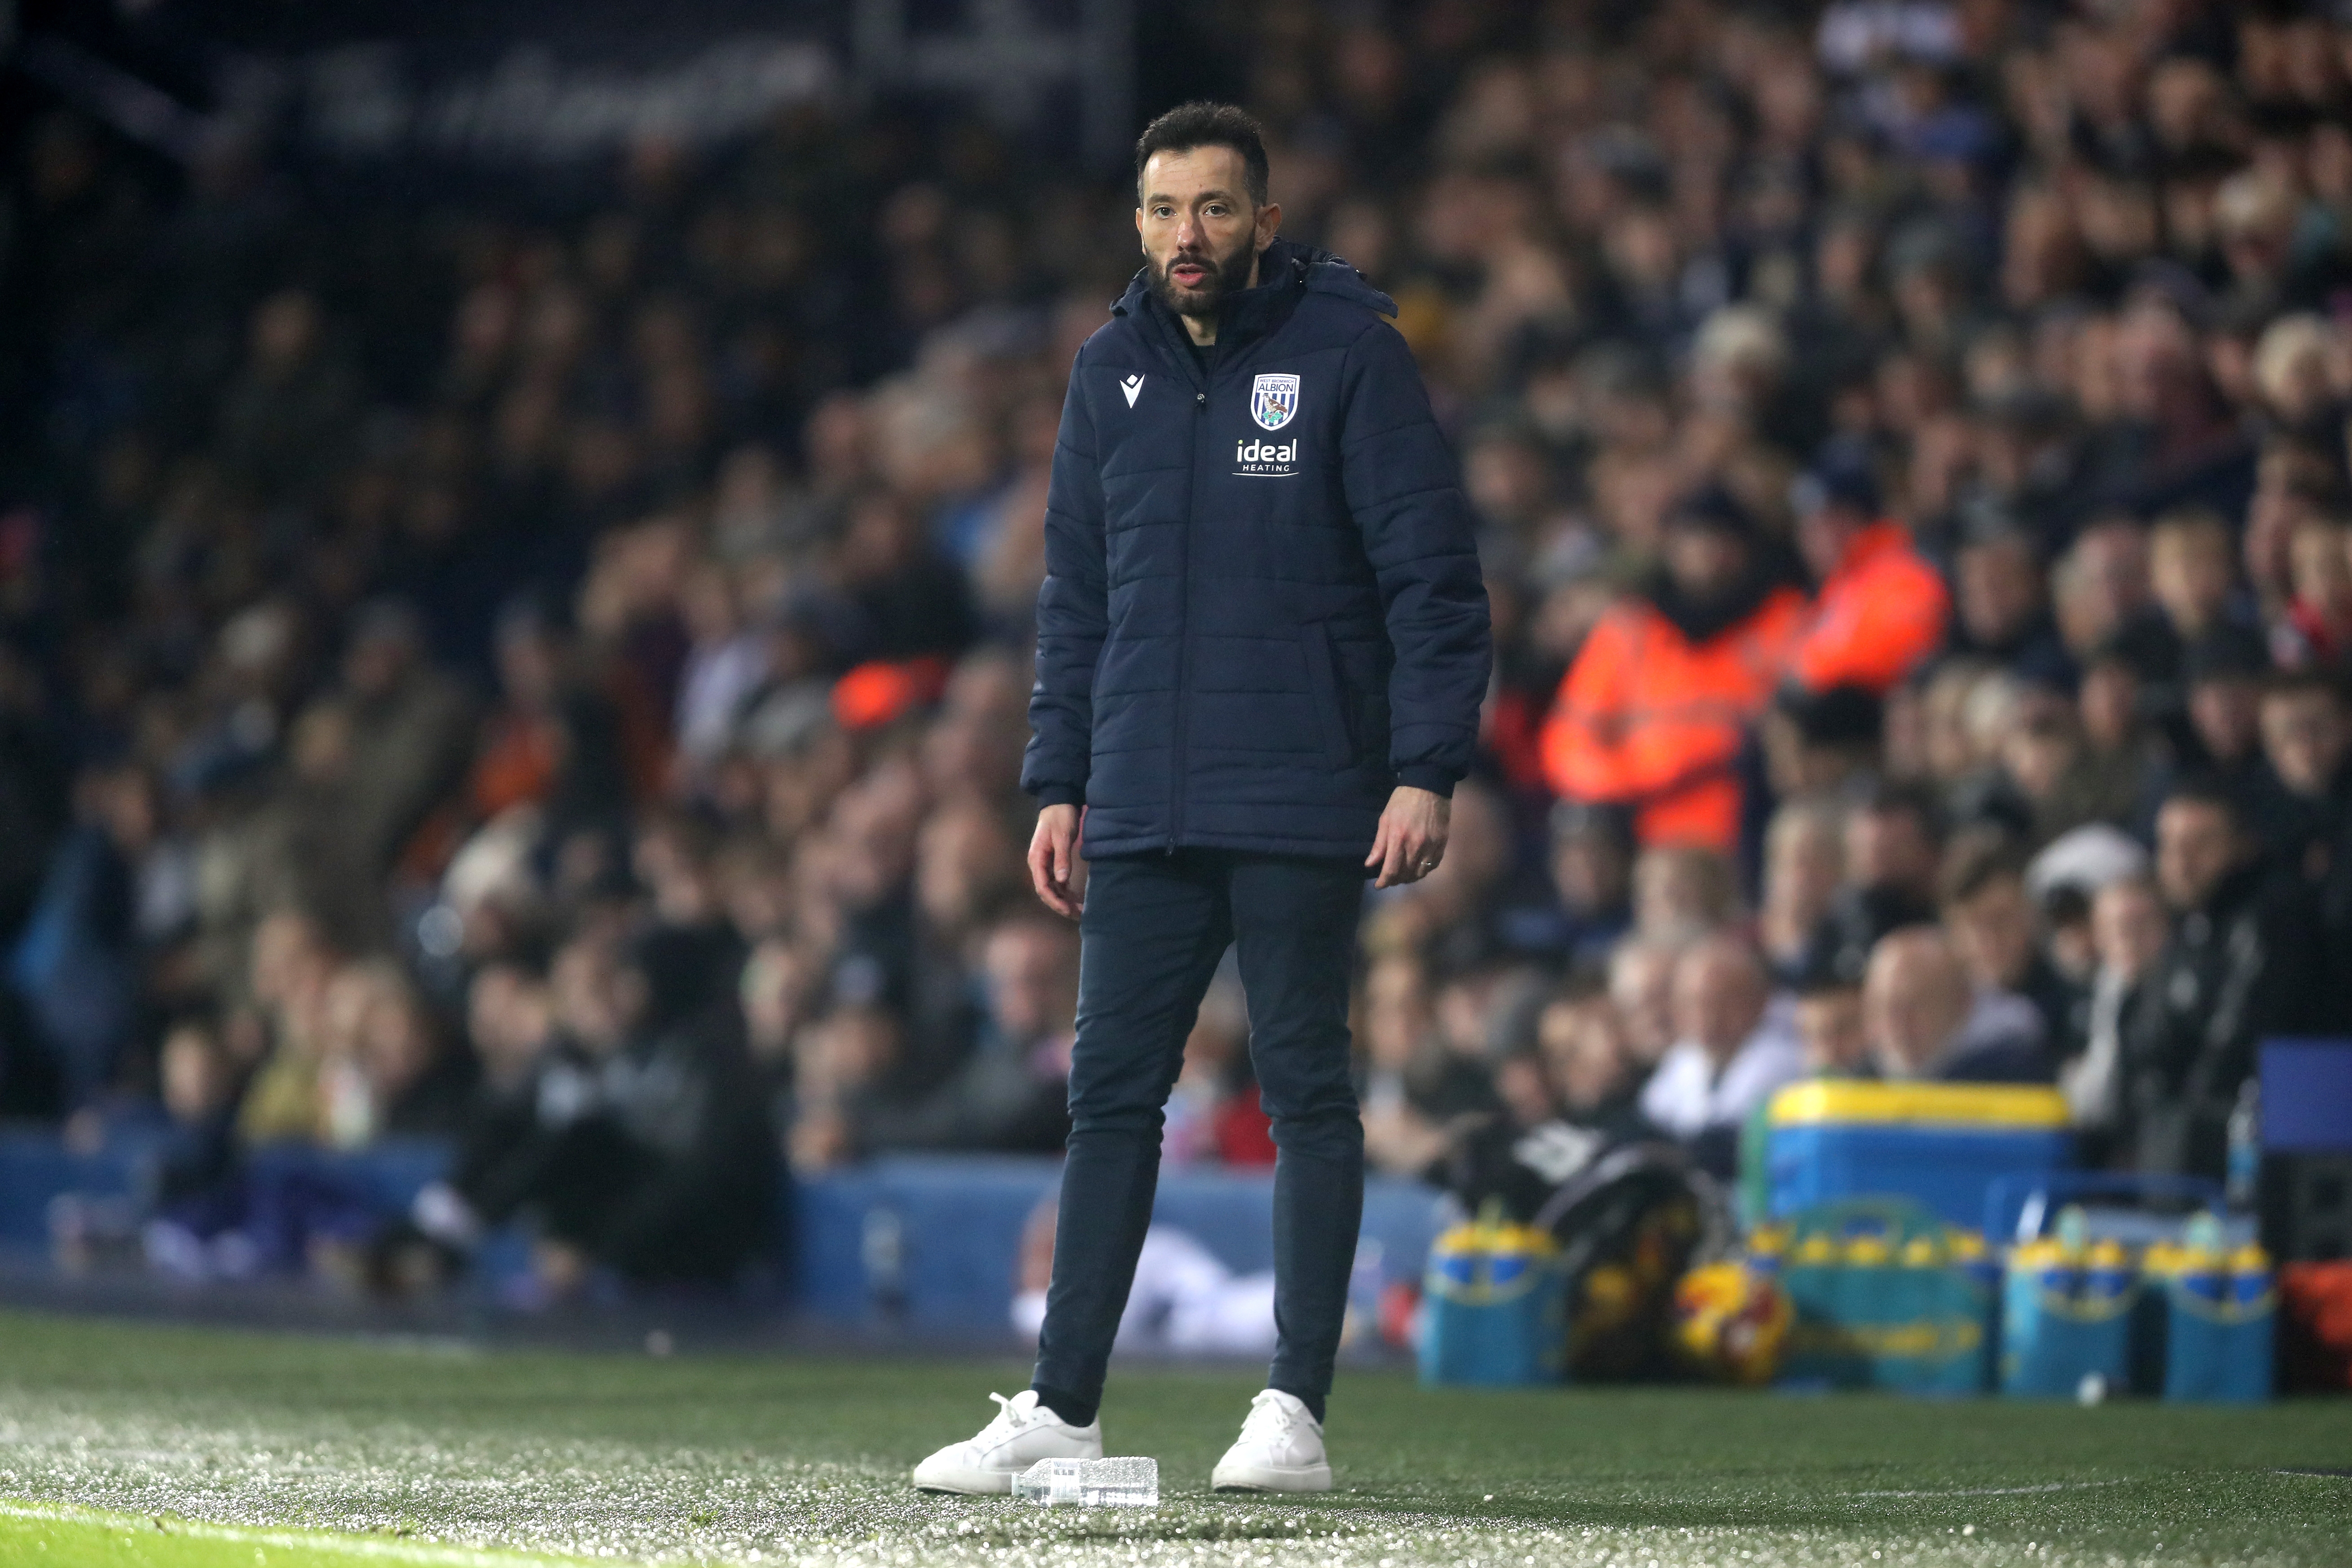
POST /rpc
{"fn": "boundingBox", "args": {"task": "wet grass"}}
[0,1309,2344,1565]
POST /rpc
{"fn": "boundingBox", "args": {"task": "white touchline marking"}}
[1852,1480,2132,1499]
[0,1499,577,1566]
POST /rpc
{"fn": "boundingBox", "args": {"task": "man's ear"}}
[1255,201,1284,252]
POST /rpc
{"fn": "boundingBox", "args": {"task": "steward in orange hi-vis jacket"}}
[1785,453,1948,695]
[1543,490,1805,851]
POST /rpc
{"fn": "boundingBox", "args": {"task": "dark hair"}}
[1855,777,1945,843]
[1937,826,2030,910]
[1134,102,1271,207]
[2160,775,2243,825]
[2264,668,2349,707]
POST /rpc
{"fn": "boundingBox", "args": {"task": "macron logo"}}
[1120,374,1144,408]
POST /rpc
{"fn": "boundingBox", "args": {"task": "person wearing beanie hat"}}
[1542,487,1807,851]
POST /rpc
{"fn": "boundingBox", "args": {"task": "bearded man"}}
[910,101,1489,1496]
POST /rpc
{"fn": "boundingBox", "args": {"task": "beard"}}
[1149,236,1258,320]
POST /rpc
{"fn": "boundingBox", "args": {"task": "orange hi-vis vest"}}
[1788,521,1950,695]
[1542,586,1808,850]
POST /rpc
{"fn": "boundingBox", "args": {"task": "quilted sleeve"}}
[1021,352,1110,806]
[1338,321,1492,796]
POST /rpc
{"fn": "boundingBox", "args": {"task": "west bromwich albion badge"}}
[1250,373,1299,430]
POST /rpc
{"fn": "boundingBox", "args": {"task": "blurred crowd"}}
[7,0,2352,1294]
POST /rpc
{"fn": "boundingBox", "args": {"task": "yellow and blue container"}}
[1418,1203,1567,1387]
[1776,1197,1994,1394]
[1999,1208,2139,1398]
[1765,1081,2074,1232]
[2145,1227,2276,1403]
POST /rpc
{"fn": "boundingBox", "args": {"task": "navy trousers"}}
[1030,849,1366,1426]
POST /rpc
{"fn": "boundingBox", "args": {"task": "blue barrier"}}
[0,1132,1446,1337]
[793,1155,1445,1332]
[0,1131,153,1247]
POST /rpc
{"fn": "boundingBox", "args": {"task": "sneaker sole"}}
[1211,1463,1332,1493]
[911,1472,1016,1495]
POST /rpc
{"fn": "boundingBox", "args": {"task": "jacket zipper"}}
[1171,362,1208,854]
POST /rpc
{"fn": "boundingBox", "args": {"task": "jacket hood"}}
[1112,237,1395,318]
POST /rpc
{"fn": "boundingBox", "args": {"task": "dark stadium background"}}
[1,0,2350,1349]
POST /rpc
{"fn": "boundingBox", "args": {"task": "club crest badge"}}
[1250,373,1300,430]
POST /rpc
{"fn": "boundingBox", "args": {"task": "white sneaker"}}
[1210,1389,1332,1493]
[911,1390,1102,1494]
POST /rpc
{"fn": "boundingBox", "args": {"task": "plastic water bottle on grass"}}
[1012,1456,1158,1507]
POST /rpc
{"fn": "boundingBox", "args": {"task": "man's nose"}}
[1175,214,1200,249]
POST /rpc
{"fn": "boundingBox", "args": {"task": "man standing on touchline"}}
[912,102,1489,1495]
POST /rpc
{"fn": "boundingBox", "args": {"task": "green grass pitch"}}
[0,1310,2343,1567]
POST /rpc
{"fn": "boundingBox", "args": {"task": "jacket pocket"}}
[1300,624,1357,771]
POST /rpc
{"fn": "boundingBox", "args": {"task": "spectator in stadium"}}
[1790,964,1868,1079]
[1802,781,1945,988]
[1630,843,1739,949]
[1951,522,2071,690]
[1861,927,2050,1085]
[852,913,1076,1157]
[2066,875,2171,1155]
[1757,799,1845,983]
[2273,518,2352,677]
[1516,802,1632,970]
[19,0,2352,1344]
[2255,672,2352,878]
[7,760,148,1113]
[1359,953,1493,1178]
[2121,782,2333,1180]
[443,923,774,1293]
[1605,938,1682,1083]
[332,602,478,898]
[1784,448,1948,698]
[1532,980,1643,1139]
[1544,488,1807,853]
[1937,830,2084,1061]
[138,1015,246,1275]
[1636,936,1801,1178]
[2147,509,2242,662]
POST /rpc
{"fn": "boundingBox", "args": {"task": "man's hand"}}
[1028,803,1085,918]
[1366,785,1450,889]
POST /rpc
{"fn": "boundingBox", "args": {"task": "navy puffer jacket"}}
[1022,239,1490,861]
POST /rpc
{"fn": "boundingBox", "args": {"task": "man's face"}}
[2092,881,2170,982]
[1136,147,1279,321]
[2155,798,2241,911]
[2189,675,2262,764]
[1948,875,2035,989]
[2261,688,2349,797]
[1672,945,1764,1062]
[1958,537,2042,644]
[1795,989,1868,1074]
[1863,936,1970,1077]
[1847,806,1934,893]
[1664,523,1748,603]
[985,925,1077,1045]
